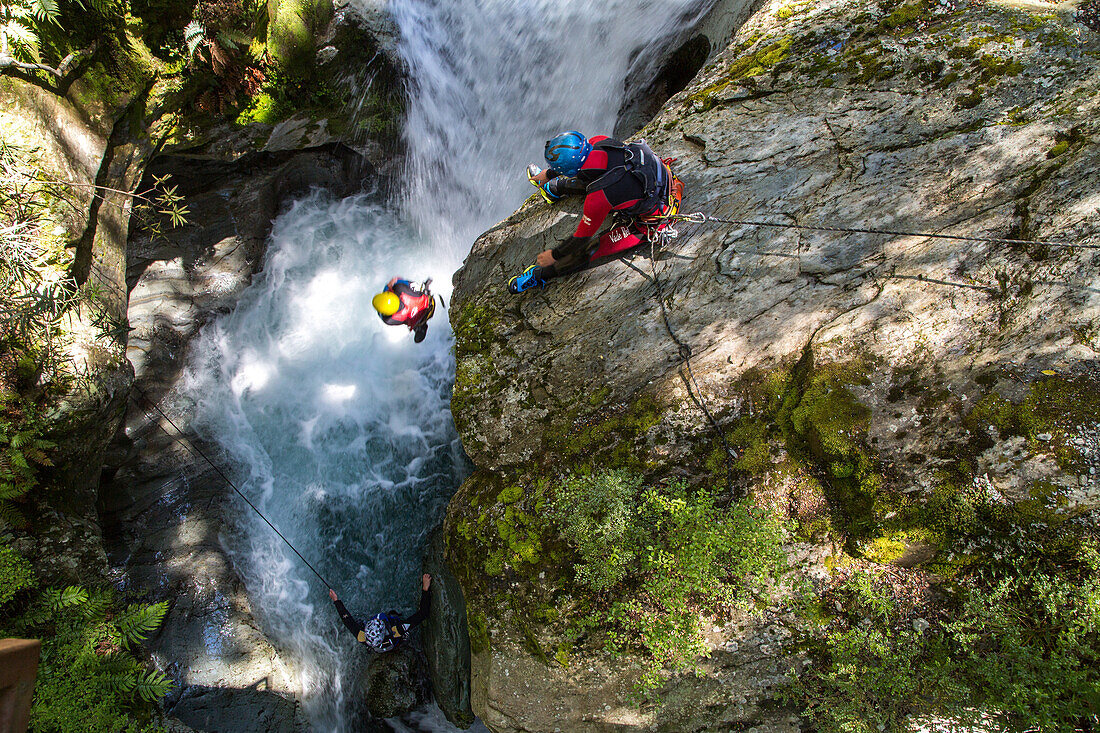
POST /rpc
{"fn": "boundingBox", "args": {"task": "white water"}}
[179,0,707,729]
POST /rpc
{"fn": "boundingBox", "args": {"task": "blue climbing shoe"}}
[508,265,546,294]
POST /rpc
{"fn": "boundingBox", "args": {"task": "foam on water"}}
[179,0,709,728]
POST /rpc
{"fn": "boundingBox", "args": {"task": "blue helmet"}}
[544,131,592,177]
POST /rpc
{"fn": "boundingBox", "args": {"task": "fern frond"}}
[0,482,29,500]
[0,500,27,529]
[28,0,58,24]
[23,448,51,466]
[80,587,112,621]
[132,668,173,701]
[102,665,137,695]
[47,585,88,611]
[114,601,168,648]
[73,0,122,15]
[215,31,238,50]
[2,21,41,62]
[184,21,206,55]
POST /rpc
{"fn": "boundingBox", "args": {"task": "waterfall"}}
[178,0,708,729]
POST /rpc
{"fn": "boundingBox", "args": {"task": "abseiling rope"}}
[645,231,741,498]
[629,203,1099,499]
[677,212,1100,250]
[132,386,338,592]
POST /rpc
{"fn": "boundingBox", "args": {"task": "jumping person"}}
[372,277,436,342]
[329,573,432,652]
[508,130,684,293]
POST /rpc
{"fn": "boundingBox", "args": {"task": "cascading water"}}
[179,0,708,729]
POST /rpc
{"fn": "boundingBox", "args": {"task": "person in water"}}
[508,130,684,293]
[329,573,432,652]
[373,277,436,342]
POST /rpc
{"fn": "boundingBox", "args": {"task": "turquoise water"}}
[179,0,705,728]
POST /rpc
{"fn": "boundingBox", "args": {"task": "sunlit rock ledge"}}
[445,0,1100,730]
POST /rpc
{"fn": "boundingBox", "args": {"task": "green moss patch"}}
[687,36,792,111]
[965,374,1100,471]
[547,393,663,473]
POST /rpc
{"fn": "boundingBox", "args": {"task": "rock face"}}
[615,0,765,137]
[0,57,157,584]
[100,143,373,731]
[421,528,475,726]
[447,0,1100,730]
[362,646,430,719]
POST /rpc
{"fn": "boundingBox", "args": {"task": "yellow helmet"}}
[372,291,401,316]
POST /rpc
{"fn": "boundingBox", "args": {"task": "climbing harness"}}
[132,386,338,591]
[587,138,669,220]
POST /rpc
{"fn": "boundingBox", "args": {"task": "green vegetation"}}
[788,517,1100,731]
[955,87,983,109]
[0,544,34,604]
[453,475,549,578]
[0,131,182,720]
[881,2,923,31]
[0,393,55,528]
[550,470,789,692]
[965,374,1099,470]
[0,543,172,732]
[687,36,792,111]
[449,468,789,695]
[722,353,883,541]
[551,394,662,472]
[775,1,813,21]
[452,303,497,358]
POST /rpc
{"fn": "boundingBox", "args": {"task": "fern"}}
[27,0,58,23]
[113,601,168,648]
[0,481,27,499]
[0,501,25,529]
[22,447,51,466]
[80,587,112,621]
[46,585,88,611]
[132,668,173,702]
[184,20,206,55]
[99,654,140,694]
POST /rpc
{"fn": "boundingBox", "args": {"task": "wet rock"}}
[101,144,373,733]
[168,685,302,733]
[447,0,1100,730]
[421,528,475,727]
[362,646,429,719]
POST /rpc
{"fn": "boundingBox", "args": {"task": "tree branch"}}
[0,54,62,78]
[0,43,96,80]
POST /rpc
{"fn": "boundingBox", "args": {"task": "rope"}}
[645,228,740,496]
[676,212,1100,250]
[131,386,337,591]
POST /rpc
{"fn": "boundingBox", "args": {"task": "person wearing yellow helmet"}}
[373,277,436,342]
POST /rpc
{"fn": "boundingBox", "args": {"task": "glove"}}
[538,182,561,203]
[527,164,560,203]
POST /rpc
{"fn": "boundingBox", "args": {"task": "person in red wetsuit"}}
[372,277,436,343]
[508,130,683,294]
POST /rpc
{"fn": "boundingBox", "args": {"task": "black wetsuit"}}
[333,589,432,652]
[538,135,657,278]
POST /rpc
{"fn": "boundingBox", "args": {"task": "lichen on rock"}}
[446,0,1100,728]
